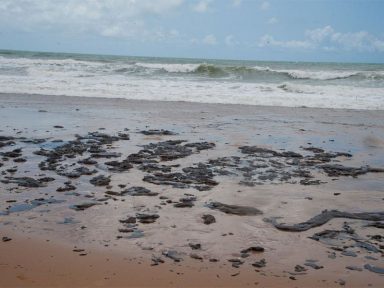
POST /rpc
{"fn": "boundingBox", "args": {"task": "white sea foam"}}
[252,65,361,80]
[135,62,200,73]
[282,69,359,80]
[0,54,383,110]
[1,72,383,110]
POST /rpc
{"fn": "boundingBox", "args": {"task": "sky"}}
[0,0,384,63]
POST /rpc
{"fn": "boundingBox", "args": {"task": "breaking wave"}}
[1,54,383,82]
[133,62,384,81]
[0,50,383,110]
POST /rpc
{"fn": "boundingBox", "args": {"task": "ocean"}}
[0,49,383,110]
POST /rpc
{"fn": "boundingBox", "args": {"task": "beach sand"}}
[0,93,383,287]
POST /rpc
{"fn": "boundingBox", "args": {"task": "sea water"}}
[0,49,383,110]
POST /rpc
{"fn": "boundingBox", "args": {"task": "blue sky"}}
[0,0,383,63]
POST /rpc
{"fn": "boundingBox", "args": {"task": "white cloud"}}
[260,1,270,11]
[189,34,218,45]
[267,17,278,24]
[0,0,184,40]
[101,25,124,38]
[258,35,312,49]
[372,38,384,51]
[308,26,384,52]
[193,0,212,13]
[189,37,199,44]
[169,29,180,38]
[203,34,217,45]
[331,31,374,51]
[225,34,238,46]
[232,0,242,7]
[305,25,334,43]
[258,26,384,52]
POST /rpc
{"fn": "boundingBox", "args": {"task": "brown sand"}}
[2,226,383,288]
[0,93,383,287]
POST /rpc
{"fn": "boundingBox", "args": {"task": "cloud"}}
[305,25,334,43]
[258,26,384,52]
[307,26,384,52]
[193,0,212,13]
[267,17,278,24]
[330,31,384,52]
[169,29,180,38]
[0,0,184,40]
[232,0,242,7]
[203,34,217,45]
[225,34,238,46]
[260,1,270,11]
[189,34,218,45]
[258,35,313,49]
[372,38,384,52]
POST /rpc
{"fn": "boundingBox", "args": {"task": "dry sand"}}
[0,93,383,287]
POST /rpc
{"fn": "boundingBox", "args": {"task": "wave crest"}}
[1,54,383,83]
[133,62,384,81]
[135,62,199,73]
[252,66,361,80]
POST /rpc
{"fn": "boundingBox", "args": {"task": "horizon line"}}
[1,48,383,65]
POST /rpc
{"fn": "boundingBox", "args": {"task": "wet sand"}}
[0,93,384,287]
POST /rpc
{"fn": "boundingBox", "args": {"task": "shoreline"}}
[1,92,384,113]
[1,92,383,287]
